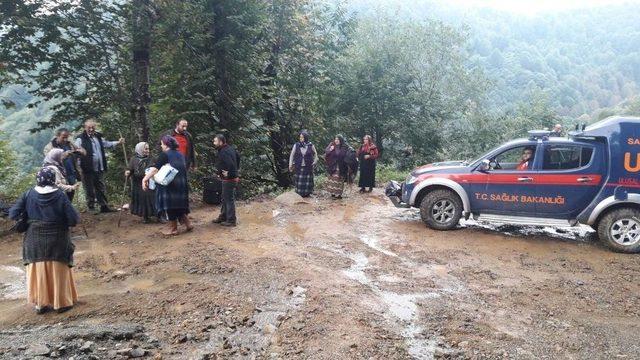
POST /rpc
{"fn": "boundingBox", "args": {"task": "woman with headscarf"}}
[324,135,350,199]
[289,130,318,197]
[357,135,380,193]
[125,142,157,223]
[43,148,80,198]
[142,135,192,236]
[9,168,80,314]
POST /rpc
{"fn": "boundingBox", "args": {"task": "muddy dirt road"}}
[1,189,639,359]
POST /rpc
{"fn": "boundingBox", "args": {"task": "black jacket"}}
[215,144,240,180]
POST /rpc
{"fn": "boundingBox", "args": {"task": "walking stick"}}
[117,175,130,228]
[118,130,129,168]
[117,130,130,228]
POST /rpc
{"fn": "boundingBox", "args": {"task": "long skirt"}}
[26,261,77,310]
[325,174,345,196]
[359,159,376,188]
[294,166,314,197]
[130,175,156,219]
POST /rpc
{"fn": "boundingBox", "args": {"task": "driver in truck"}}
[516,147,534,171]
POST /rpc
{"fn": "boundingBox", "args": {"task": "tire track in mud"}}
[313,201,466,359]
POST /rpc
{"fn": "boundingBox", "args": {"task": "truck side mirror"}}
[477,159,490,172]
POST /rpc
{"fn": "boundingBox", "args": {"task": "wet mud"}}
[1,189,639,359]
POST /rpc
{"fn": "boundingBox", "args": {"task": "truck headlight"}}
[406,175,418,184]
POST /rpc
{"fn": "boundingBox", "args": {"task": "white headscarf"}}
[43,148,66,176]
[135,142,148,158]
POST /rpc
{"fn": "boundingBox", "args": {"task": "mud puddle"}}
[0,265,25,300]
[322,241,447,360]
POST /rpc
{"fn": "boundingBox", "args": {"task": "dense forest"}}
[1,0,640,198]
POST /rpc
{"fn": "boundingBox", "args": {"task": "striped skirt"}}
[325,174,344,196]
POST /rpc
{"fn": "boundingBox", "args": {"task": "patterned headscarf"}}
[298,130,310,148]
[135,142,148,158]
[36,167,56,187]
[43,148,66,176]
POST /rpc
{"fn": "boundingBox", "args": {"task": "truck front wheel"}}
[419,189,462,230]
[597,208,640,253]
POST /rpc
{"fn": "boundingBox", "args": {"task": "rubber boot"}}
[162,220,178,236]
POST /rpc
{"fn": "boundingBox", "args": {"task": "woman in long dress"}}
[142,135,192,236]
[289,130,318,197]
[9,168,80,314]
[357,135,380,193]
[324,135,349,199]
[125,142,157,223]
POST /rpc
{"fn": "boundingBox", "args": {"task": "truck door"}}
[480,144,540,215]
[535,142,604,219]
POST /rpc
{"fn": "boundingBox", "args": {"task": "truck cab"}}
[387,116,640,253]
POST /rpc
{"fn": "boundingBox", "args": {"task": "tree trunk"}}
[211,1,233,131]
[131,0,153,142]
[374,127,384,156]
[261,52,291,188]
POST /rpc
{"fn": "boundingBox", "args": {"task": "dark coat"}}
[215,144,241,180]
[9,189,79,266]
[357,144,379,188]
[154,150,190,215]
[325,144,347,176]
[129,155,156,218]
[77,131,107,174]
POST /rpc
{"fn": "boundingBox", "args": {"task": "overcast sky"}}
[433,0,639,14]
[348,0,640,15]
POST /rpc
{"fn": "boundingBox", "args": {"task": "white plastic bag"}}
[153,163,178,186]
[145,168,157,190]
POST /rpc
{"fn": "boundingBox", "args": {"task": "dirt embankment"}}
[1,189,639,359]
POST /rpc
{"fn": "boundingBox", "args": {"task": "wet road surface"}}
[1,189,639,359]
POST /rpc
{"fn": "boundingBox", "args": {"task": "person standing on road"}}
[357,135,379,193]
[9,168,80,314]
[43,128,85,202]
[289,130,318,198]
[74,119,124,213]
[125,142,157,223]
[162,119,196,171]
[212,134,240,227]
[43,148,81,196]
[142,136,192,236]
[325,135,349,199]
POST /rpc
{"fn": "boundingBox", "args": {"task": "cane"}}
[117,175,130,228]
[116,130,130,228]
[118,130,129,168]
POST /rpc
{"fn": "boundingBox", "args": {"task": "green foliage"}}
[1,0,640,197]
[331,15,486,163]
[0,121,33,200]
[0,0,132,129]
[375,164,406,185]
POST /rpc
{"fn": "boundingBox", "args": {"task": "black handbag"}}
[14,190,31,233]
